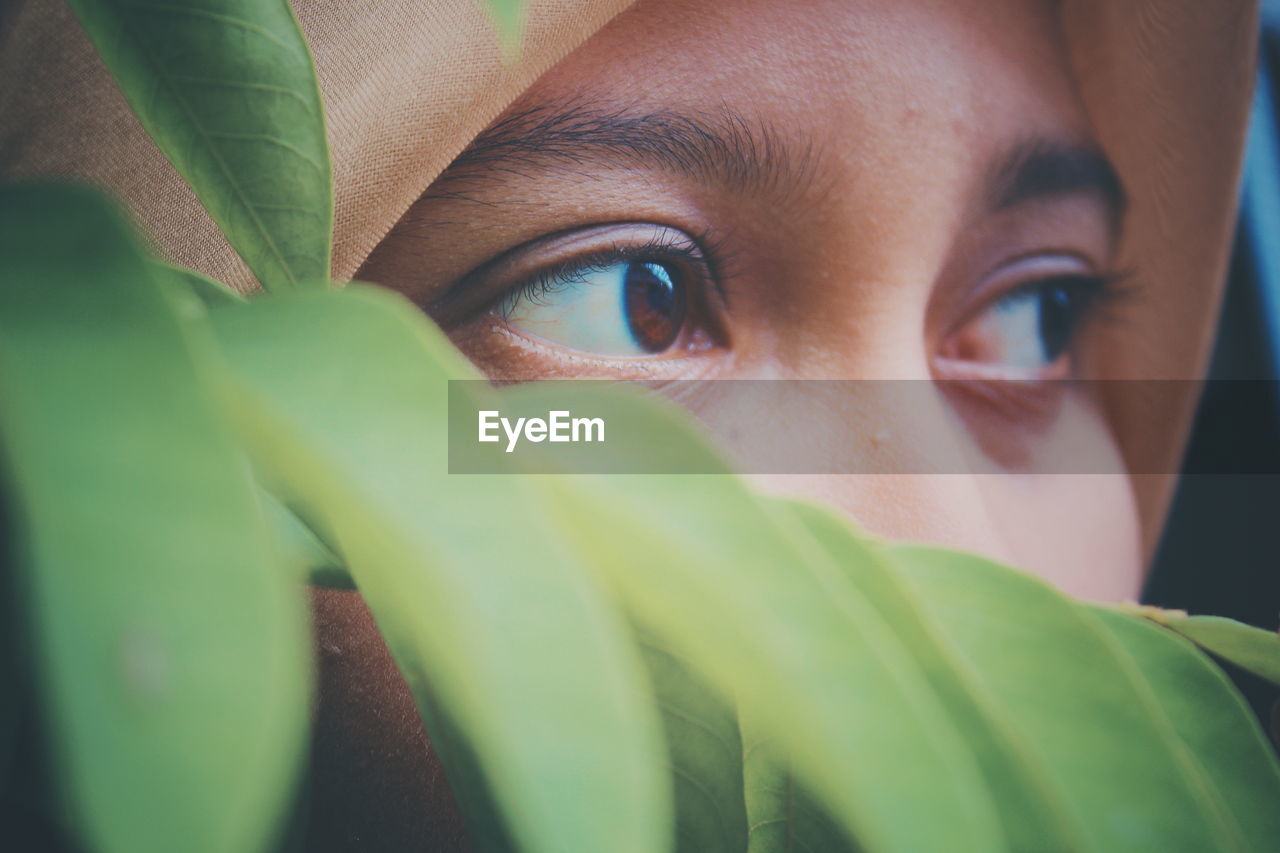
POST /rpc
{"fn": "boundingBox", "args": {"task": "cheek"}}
[981,473,1142,601]
[979,401,1143,600]
[746,395,1143,602]
[754,469,1141,602]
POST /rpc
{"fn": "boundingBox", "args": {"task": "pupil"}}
[624,261,685,353]
[1037,284,1075,362]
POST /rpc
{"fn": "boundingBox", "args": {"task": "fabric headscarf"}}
[0,0,1259,554]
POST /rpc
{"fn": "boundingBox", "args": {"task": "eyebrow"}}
[427,101,819,203]
[430,103,1127,233]
[988,139,1127,227]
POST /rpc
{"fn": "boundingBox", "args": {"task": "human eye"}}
[501,256,688,357]
[444,223,725,364]
[937,253,1117,380]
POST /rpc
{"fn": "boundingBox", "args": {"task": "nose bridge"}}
[752,282,934,382]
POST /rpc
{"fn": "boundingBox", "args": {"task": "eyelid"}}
[933,252,1121,383]
[945,251,1102,336]
[429,222,709,327]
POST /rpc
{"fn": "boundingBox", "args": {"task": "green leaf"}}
[0,183,310,853]
[1122,606,1280,687]
[740,706,853,853]
[1091,608,1280,851]
[888,543,1279,852]
[637,631,748,853]
[509,386,1006,852]
[405,675,522,853]
[261,491,352,591]
[484,0,524,54]
[156,261,246,310]
[67,0,332,291]
[208,285,671,853]
[777,499,1088,852]
[0,507,19,802]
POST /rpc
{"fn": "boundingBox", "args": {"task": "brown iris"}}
[623,261,686,352]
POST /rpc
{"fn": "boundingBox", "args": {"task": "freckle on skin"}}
[871,428,891,447]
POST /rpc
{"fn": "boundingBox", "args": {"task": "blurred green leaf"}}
[156,261,246,309]
[67,0,332,291]
[0,183,310,853]
[888,543,1280,852]
[484,0,524,54]
[261,491,352,591]
[739,704,853,853]
[511,387,1005,853]
[0,499,18,803]
[779,499,1087,852]
[637,630,747,853]
[208,285,671,853]
[1123,606,1280,687]
[1091,608,1280,850]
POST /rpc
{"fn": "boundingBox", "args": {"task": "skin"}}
[309,0,1145,847]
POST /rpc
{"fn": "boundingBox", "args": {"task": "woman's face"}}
[360,0,1142,599]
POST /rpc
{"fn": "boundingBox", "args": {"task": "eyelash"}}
[960,257,1132,331]
[1006,267,1134,340]
[495,228,732,322]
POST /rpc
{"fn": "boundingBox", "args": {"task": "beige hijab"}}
[0,0,1259,553]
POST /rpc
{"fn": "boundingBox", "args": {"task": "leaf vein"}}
[110,10,312,286]
[166,74,314,111]
[205,132,325,173]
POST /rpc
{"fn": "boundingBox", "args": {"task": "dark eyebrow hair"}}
[428,105,1126,235]
[988,139,1127,227]
[427,101,819,203]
